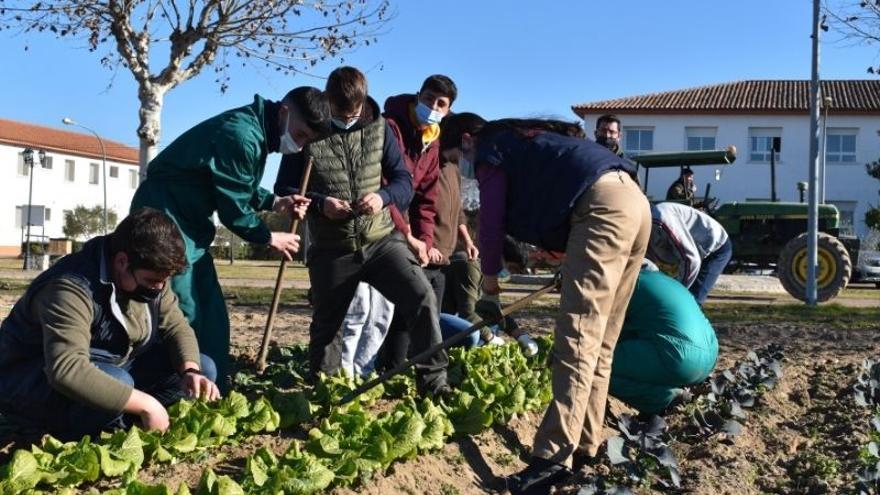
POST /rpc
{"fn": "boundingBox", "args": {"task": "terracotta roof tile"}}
[0,118,138,164]
[572,80,880,117]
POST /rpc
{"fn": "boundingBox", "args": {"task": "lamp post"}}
[806,0,822,306]
[62,117,108,234]
[21,148,35,270]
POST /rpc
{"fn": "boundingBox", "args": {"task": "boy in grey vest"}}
[274,67,450,397]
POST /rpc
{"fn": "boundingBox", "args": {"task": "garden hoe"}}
[337,273,561,405]
[256,157,313,373]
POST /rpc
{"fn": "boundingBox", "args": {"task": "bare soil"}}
[1,290,879,494]
[222,301,880,495]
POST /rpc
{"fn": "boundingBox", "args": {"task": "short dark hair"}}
[109,208,187,275]
[282,86,331,135]
[420,74,457,104]
[595,114,621,130]
[681,167,694,176]
[325,66,367,115]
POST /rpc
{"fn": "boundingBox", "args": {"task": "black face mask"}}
[596,136,619,151]
[125,268,163,303]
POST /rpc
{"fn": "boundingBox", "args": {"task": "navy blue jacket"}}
[478,129,637,252]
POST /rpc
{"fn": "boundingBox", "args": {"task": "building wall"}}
[0,143,140,255]
[581,112,880,237]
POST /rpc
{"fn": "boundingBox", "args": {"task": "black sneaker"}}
[571,451,601,473]
[507,456,572,495]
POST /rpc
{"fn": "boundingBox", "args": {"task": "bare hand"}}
[465,242,480,261]
[138,393,170,432]
[181,372,221,401]
[356,192,384,216]
[274,194,311,220]
[268,232,300,261]
[407,234,429,267]
[324,197,352,220]
[427,247,444,265]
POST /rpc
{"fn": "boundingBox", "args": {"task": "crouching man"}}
[0,208,219,439]
[609,268,718,415]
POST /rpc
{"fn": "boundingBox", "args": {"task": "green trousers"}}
[131,181,232,390]
[609,338,716,414]
[608,270,718,414]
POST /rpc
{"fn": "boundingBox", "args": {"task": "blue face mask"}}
[415,101,443,126]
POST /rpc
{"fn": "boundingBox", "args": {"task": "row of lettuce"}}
[0,339,554,494]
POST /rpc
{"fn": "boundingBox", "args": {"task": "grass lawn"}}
[223,285,310,306]
[213,259,309,281]
[703,302,880,331]
[0,258,21,270]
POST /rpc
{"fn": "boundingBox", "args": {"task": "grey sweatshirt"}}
[647,202,729,288]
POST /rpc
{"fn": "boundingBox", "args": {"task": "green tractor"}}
[633,147,857,302]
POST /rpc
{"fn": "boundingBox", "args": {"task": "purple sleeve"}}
[476,164,507,276]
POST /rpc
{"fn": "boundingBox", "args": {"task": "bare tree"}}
[0,1,391,176]
[825,0,880,73]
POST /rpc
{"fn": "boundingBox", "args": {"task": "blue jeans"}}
[439,313,481,349]
[689,238,733,305]
[0,343,215,440]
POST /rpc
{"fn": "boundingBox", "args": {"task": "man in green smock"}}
[131,87,331,386]
[610,268,718,414]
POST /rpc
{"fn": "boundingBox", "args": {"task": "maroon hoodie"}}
[383,93,440,250]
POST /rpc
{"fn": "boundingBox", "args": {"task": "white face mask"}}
[331,116,359,130]
[415,101,443,126]
[279,112,302,155]
[459,152,475,180]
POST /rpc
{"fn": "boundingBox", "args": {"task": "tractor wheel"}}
[777,233,852,302]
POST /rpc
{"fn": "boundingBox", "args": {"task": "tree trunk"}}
[137,83,165,179]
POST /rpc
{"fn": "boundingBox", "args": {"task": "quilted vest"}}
[306,116,394,251]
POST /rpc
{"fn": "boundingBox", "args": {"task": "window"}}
[129,169,139,189]
[109,165,119,178]
[65,160,76,182]
[89,162,100,185]
[45,208,51,222]
[686,127,717,151]
[826,128,857,163]
[40,156,53,170]
[623,127,654,157]
[14,206,22,228]
[748,127,782,162]
[17,153,29,176]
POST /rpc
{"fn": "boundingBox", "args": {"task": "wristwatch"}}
[181,367,203,377]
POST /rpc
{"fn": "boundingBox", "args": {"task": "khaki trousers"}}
[531,170,651,467]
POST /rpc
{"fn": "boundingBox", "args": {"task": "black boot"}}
[507,456,572,495]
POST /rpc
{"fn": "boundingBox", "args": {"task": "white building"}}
[0,118,140,256]
[573,80,880,237]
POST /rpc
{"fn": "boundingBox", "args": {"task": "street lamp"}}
[62,117,108,234]
[21,148,35,270]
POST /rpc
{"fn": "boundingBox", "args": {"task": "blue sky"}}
[1,0,877,188]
